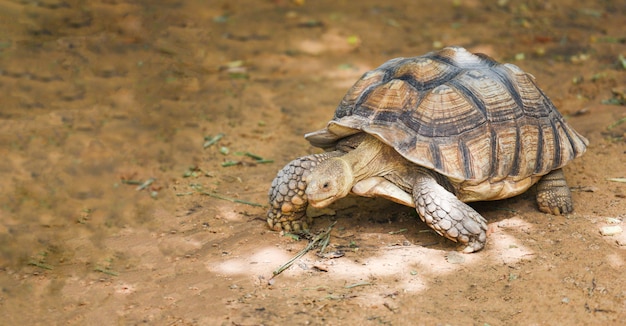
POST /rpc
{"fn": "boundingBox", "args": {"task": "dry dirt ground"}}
[0,0,625,325]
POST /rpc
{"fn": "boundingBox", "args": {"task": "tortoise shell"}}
[306,46,588,193]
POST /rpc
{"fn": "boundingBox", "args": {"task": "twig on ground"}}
[270,222,337,282]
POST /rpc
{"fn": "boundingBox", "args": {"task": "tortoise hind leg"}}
[413,172,488,253]
[536,168,573,215]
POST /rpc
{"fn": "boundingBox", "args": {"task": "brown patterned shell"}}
[306,46,588,187]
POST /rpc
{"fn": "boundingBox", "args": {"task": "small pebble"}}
[600,225,623,236]
[317,250,345,259]
[312,264,329,272]
[606,217,621,224]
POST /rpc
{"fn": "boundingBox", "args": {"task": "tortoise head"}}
[305,157,353,208]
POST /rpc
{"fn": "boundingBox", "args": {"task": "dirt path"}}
[0,0,624,324]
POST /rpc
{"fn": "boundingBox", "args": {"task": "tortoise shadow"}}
[311,190,539,252]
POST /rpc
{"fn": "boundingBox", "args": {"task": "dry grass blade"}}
[135,178,155,191]
[345,281,372,289]
[270,222,337,281]
[203,133,225,148]
[28,261,54,270]
[198,190,264,207]
[607,117,626,130]
[190,184,265,207]
[94,267,119,276]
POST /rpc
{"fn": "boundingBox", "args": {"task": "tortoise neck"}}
[342,135,457,196]
[341,135,399,182]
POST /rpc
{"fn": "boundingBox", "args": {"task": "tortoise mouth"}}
[307,193,339,208]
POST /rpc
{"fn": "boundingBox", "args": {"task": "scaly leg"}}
[267,151,343,231]
[536,168,573,215]
[413,172,488,253]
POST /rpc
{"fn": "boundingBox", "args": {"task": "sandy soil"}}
[0,0,625,324]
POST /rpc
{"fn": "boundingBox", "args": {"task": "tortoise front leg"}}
[536,168,573,215]
[267,151,344,232]
[412,172,488,253]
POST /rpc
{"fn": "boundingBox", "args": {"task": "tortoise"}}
[267,46,588,253]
